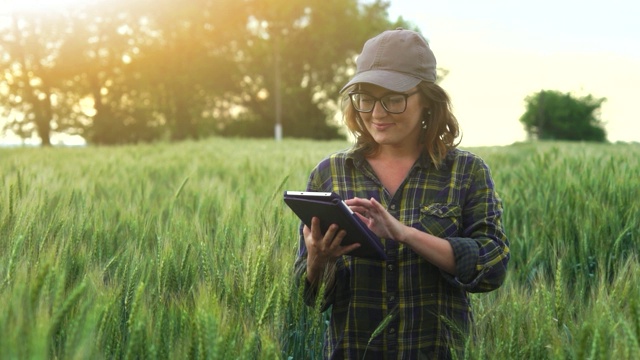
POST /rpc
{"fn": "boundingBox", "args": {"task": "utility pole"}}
[274,26,282,141]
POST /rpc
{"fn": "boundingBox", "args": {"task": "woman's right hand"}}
[303,217,360,283]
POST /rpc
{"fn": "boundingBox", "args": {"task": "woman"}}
[294,28,510,359]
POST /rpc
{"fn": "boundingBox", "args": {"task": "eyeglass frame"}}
[348,90,421,114]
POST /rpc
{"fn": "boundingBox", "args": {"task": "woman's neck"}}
[372,143,422,162]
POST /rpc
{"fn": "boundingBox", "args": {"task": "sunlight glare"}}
[2,0,99,14]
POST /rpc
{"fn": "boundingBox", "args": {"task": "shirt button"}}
[389,328,396,335]
[390,204,396,210]
[389,295,395,302]
[387,264,394,271]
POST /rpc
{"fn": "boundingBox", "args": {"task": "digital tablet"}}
[283,191,387,260]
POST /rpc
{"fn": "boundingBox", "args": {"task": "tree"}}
[0,11,73,146]
[1,0,422,144]
[0,2,157,146]
[520,90,607,142]
[130,0,246,141]
[55,3,158,145]
[224,0,411,139]
[1,0,245,145]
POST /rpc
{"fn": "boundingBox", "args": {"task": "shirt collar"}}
[345,147,364,168]
[345,147,448,170]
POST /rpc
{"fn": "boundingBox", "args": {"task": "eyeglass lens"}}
[350,93,409,114]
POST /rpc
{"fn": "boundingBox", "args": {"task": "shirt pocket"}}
[419,203,462,238]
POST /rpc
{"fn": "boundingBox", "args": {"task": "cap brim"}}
[340,70,422,93]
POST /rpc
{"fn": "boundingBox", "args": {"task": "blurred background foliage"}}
[0,0,415,145]
[520,90,607,143]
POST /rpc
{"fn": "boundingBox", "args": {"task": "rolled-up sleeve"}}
[441,157,510,292]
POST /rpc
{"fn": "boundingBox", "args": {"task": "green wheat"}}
[0,139,638,358]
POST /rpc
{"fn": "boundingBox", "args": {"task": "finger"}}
[337,243,361,257]
[370,197,387,213]
[354,211,370,224]
[328,228,347,247]
[348,205,368,215]
[323,224,340,245]
[330,229,358,256]
[310,217,323,240]
[345,197,369,207]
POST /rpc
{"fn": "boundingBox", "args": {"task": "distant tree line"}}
[520,90,607,142]
[0,0,413,145]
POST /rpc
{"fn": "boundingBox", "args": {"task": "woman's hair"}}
[342,81,461,168]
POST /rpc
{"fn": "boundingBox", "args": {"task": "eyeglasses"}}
[348,90,420,114]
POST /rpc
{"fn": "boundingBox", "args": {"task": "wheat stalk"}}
[362,304,398,359]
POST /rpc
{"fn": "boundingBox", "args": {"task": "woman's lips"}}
[372,122,393,131]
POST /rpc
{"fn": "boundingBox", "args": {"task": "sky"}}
[1,0,638,146]
[386,0,640,146]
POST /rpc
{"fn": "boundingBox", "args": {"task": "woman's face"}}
[356,84,425,151]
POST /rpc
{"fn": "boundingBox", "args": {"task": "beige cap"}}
[341,28,437,93]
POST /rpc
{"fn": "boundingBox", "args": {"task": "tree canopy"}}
[0,0,416,145]
[520,90,607,142]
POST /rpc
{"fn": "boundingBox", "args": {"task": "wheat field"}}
[1,139,638,359]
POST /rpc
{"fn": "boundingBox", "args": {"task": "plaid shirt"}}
[294,147,510,359]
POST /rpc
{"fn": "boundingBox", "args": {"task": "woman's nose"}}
[371,100,387,117]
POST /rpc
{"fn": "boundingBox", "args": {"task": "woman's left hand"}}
[345,197,409,243]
